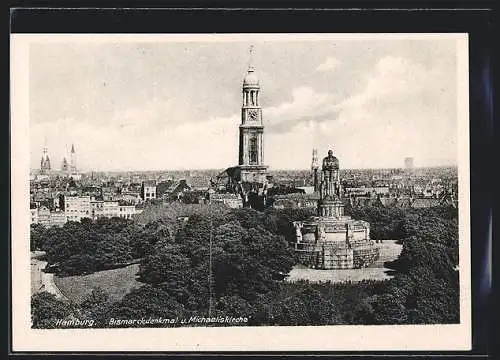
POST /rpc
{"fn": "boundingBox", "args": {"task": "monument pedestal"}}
[318,197,344,218]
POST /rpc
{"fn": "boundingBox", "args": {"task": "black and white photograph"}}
[11,32,471,351]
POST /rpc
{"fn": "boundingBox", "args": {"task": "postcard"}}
[11,33,471,351]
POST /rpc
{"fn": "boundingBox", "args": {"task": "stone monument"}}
[293,148,379,269]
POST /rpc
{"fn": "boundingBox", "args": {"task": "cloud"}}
[107,96,195,136]
[31,112,239,171]
[262,55,457,169]
[262,56,442,136]
[339,56,431,110]
[264,86,340,134]
[30,45,457,171]
[30,90,245,171]
[316,57,341,72]
[320,56,457,168]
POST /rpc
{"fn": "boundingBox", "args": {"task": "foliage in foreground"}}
[31,204,459,327]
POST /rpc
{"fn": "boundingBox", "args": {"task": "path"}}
[30,251,67,300]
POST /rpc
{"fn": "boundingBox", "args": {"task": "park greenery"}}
[31,202,459,328]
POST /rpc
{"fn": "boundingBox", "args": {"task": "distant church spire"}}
[311,149,319,170]
[70,143,77,172]
[312,149,319,192]
[40,146,51,173]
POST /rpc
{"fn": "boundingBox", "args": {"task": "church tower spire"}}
[40,146,51,173]
[240,45,263,166]
[237,46,268,186]
[70,143,76,172]
[311,149,319,192]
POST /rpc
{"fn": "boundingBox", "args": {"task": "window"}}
[249,137,258,165]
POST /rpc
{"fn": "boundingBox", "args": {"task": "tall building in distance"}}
[238,46,268,185]
[40,147,51,174]
[404,157,414,170]
[61,157,69,172]
[311,149,319,192]
[70,144,77,172]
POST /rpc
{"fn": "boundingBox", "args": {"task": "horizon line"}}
[30,164,458,173]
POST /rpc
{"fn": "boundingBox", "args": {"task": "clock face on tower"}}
[247,109,259,122]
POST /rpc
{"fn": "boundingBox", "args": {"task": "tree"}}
[211,221,295,300]
[109,285,187,326]
[137,209,296,313]
[386,236,456,279]
[371,266,459,325]
[30,223,46,251]
[39,217,145,276]
[77,287,113,327]
[371,293,409,324]
[31,292,74,328]
[250,286,342,326]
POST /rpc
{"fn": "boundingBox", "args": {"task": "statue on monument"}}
[320,149,340,200]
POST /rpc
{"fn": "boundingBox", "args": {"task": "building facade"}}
[141,181,157,201]
[64,195,92,222]
[30,207,38,224]
[209,193,243,208]
[119,204,137,219]
[62,195,141,223]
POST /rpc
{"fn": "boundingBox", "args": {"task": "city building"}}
[63,195,92,222]
[69,173,82,181]
[30,205,38,224]
[60,195,141,223]
[208,193,243,209]
[49,211,67,227]
[116,191,142,205]
[32,205,67,227]
[119,203,138,219]
[404,157,414,170]
[272,193,319,210]
[141,180,157,201]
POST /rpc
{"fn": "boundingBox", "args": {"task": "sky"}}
[29,35,461,171]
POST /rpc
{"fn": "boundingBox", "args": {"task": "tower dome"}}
[243,67,259,88]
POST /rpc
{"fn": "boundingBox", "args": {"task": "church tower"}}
[311,149,319,192]
[70,143,76,172]
[40,147,51,174]
[61,157,69,172]
[238,46,268,185]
